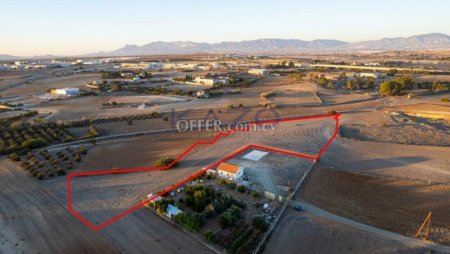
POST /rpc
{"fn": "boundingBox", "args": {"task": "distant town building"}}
[357,72,382,79]
[163,62,199,70]
[50,88,80,96]
[0,65,11,71]
[217,162,244,181]
[248,68,269,75]
[194,76,228,86]
[121,62,163,69]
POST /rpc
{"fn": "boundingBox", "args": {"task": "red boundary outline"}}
[68,113,341,231]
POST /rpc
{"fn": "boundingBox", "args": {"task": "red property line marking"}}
[67,113,341,231]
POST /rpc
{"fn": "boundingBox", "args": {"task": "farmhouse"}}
[248,68,269,75]
[217,162,244,181]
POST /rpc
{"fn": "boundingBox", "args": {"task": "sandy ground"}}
[1,72,101,98]
[340,110,450,146]
[0,160,116,253]
[263,209,433,254]
[300,167,450,245]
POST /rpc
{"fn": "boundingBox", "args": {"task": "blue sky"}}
[1,0,449,56]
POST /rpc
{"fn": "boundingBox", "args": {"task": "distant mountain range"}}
[96,33,450,56]
[1,33,449,60]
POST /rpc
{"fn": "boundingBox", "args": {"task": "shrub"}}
[251,191,260,198]
[21,138,48,149]
[155,157,176,167]
[204,230,217,244]
[327,110,337,115]
[252,216,268,232]
[204,203,216,218]
[237,185,246,193]
[79,145,88,155]
[220,205,241,229]
[227,182,237,190]
[441,97,449,102]
[173,212,204,233]
[56,168,65,175]
[37,172,45,180]
[380,80,402,96]
[8,153,20,161]
[153,197,174,214]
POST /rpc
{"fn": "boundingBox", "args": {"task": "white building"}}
[196,90,210,98]
[248,68,269,75]
[217,162,244,181]
[0,65,11,71]
[163,62,199,70]
[194,77,228,86]
[357,72,381,79]
[51,88,80,96]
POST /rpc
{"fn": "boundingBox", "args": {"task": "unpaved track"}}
[0,160,117,254]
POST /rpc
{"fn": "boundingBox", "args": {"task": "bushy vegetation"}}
[57,112,162,128]
[252,216,268,232]
[220,205,242,228]
[266,61,295,68]
[288,73,305,81]
[173,211,204,232]
[0,121,73,155]
[154,157,176,167]
[204,230,217,244]
[153,197,174,214]
[379,75,416,96]
[101,70,152,79]
[9,145,87,180]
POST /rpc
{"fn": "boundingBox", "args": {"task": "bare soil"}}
[264,209,431,254]
[0,160,117,253]
[300,166,450,245]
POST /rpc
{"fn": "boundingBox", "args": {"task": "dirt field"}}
[0,159,116,253]
[340,111,450,146]
[1,72,101,98]
[77,131,219,170]
[300,166,450,245]
[263,209,432,254]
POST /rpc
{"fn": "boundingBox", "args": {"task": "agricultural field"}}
[0,50,449,254]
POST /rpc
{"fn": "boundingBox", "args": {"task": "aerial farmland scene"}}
[0,1,449,253]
